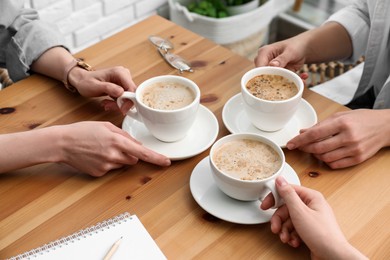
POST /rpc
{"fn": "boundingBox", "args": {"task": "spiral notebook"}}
[9,212,166,260]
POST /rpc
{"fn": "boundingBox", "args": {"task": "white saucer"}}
[222,93,318,148]
[190,156,301,225]
[122,105,219,161]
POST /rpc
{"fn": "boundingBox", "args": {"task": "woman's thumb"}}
[269,53,291,68]
[275,176,303,207]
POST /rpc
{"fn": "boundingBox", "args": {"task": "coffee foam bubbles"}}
[141,82,195,110]
[246,74,298,101]
[212,139,282,181]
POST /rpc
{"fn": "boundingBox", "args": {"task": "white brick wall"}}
[25,0,169,53]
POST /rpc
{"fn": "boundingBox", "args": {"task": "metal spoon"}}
[149,35,193,73]
[148,35,174,52]
[157,48,193,73]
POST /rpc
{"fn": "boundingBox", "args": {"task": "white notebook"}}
[9,212,166,260]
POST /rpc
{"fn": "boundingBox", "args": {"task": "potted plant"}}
[169,0,294,45]
[187,0,261,18]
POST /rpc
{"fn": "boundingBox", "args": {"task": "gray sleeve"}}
[325,0,370,63]
[3,3,66,82]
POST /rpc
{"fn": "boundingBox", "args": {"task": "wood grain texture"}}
[0,15,389,259]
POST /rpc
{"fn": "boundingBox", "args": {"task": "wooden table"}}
[1,15,389,259]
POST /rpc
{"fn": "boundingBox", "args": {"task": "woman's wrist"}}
[33,127,64,164]
[319,240,367,260]
[337,243,368,260]
[67,66,86,92]
[63,59,94,93]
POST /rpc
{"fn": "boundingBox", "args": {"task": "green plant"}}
[187,0,266,18]
[187,0,229,18]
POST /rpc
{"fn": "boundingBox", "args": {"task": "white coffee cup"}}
[241,66,304,132]
[209,133,285,208]
[117,75,200,142]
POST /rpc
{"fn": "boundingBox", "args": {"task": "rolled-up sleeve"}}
[2,2,65,82]
[325,0,370,62]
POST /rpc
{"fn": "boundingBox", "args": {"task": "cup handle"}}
[263,180,285,209]
[117,92,142,122]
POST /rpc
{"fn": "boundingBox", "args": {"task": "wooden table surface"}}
[1,15,389,259]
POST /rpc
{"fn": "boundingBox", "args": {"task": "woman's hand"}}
[286,109,390,168]
[261,176,367,259]
[254,22,352,70]
[0,122,170,175]
[254,39,307,71]
[30,47,136,115]
[58,121,170,177]
[69,66,136,115]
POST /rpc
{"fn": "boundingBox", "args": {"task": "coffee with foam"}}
[246,74,298,101]
[141,82,195,110]
[212,139,282,181]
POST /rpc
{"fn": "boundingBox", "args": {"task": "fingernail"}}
[270,60,280,67]
[286,143,295,150]
[300,72,309,80]
[121,108,127,116]
[165,159,171,166]
[277,176,288,186]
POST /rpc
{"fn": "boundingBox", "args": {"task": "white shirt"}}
[327,0,390,109]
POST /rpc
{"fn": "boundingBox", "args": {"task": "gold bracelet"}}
[62,59,93,93]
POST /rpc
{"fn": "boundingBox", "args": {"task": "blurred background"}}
[24,0,350,56]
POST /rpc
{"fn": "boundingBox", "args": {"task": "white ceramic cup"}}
[209,133,285,208]
[241,66,304,132]
[117,75,200,142]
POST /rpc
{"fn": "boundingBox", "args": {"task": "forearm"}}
[30,47,93,94]
[0,127,62,173]
[290,22,353,64]
[30,46,75,82]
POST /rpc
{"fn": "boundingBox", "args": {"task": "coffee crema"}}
[141,82,195,110]
[246,74,298,101]
[212,139,282,181]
